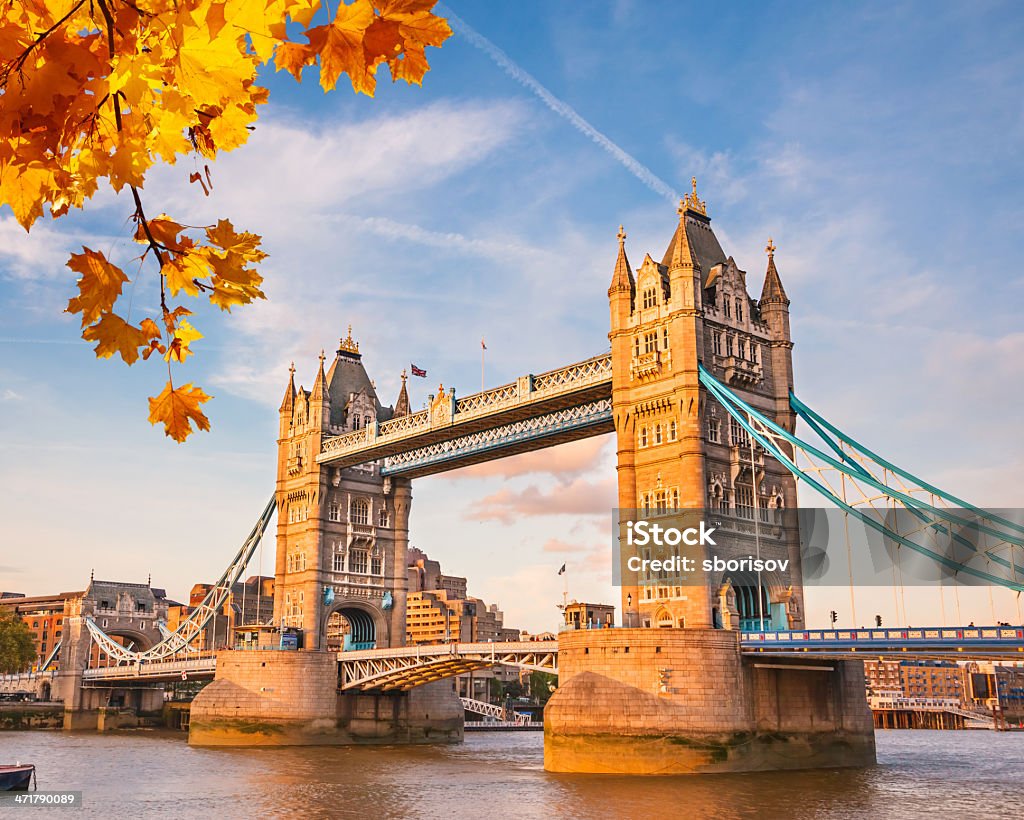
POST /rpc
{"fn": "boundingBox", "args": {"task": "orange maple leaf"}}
[306,2,377,94]
[147,381,212,443]
[66,248,129,327]
[82,313,163,365]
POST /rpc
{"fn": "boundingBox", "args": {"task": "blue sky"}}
[1,1,1022,631]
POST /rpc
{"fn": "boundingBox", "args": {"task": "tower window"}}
[644,332,657,353]
[328,503,341,522]
[378,507,389,527]
[655,424,663,445]
[350,549,368,574]
[735,299,743,322]
[633,336,640,357]
[712,332,722,356]
[350,499,369,525]
[729,417,750,447]
[371,553,382,575]
[726,335,734,357]
[751,344,759,364]
[640,427,649,447]
[724,299,731,318]
[738,339,746,360]
[707,417,721,443]
[352,416,361,430]
[333,551,344,573]
[642,288,657,309]
[669,420,677,441]
[662,328,669,350]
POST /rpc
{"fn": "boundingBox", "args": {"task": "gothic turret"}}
[394,370,410,417]
[608,226,635,332]
[278,362,296,437]
[310,350,330,429]
[758,238,795,432]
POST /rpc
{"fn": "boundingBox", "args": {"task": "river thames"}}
[1,729,1022,818]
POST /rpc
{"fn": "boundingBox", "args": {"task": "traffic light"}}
[829,610,838,624]
[875,615,882,627]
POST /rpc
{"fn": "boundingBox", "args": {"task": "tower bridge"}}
[10,180,1023,773]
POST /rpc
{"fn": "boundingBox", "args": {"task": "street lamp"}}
[626,593,632,628]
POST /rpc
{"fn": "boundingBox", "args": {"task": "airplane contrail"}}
[440,5,680,204]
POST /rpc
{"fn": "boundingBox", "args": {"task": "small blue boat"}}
[0,764,35,791]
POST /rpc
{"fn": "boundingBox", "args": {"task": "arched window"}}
[378,507,389,527]
[655,424,663,445]
[669,420,677,441]
[640,427,648,447]
[671,489,679,508]
[735,299,743,322]
[350,499,369,525]
[352,415,361,430]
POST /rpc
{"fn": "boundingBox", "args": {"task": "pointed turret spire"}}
[279,362,296,412]
[310,350,328,402]
[608,225,635,294]
[760,238,789,304]
[669,199,699,272]
[394,370,410,417]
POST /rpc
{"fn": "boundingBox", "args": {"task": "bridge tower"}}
[609,180,804,632]
[545,182,873,775]
[274,328,411,651]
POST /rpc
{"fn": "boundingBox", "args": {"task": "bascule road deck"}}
[316,353,613,477]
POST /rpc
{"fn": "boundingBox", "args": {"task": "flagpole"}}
[480,337,486,391]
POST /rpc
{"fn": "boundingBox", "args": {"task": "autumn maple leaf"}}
[148,382,212,443]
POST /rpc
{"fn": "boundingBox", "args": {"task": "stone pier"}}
[544,628,876,774]
[188,650,463,746]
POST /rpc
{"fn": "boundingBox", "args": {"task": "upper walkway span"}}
[317,353,613,476]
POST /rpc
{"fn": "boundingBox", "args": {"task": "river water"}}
[0,729,1021,818]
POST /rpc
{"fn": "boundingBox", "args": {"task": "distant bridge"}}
[58,626,1024,689]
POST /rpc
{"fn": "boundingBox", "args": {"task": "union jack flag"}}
[410,364,427,378]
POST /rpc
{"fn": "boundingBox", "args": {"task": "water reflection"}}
[0,730,1021,818]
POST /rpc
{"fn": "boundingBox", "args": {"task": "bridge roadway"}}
[316,353,613,477]
[71,626,1024,688]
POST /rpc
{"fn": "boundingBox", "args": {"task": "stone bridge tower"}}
[274,328,411,651]
[609,180,804,632]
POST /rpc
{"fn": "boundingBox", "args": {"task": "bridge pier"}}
[544,629,876,775]
[188,650,462,746]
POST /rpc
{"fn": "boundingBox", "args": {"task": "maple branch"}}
[129,184,168,314]
[0,0,88,88]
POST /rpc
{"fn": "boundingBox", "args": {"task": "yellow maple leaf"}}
[162,251,212,297]
[135,214,187,250]
[205,218,265,258]
[66,248,129,327]
[82,313,162,365]
[147,381,212,443]
[0,159,52,230]
[164,318,203,363]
